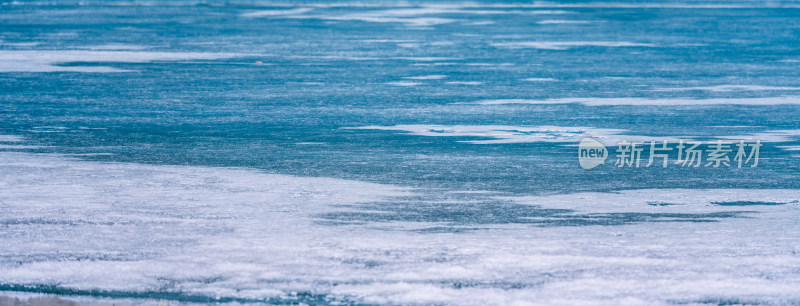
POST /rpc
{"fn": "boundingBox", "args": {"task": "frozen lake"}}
[1,1,800,304]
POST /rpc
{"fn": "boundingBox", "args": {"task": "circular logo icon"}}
[578,137,608,170]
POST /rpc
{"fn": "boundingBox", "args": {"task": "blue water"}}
[2,1,800,304]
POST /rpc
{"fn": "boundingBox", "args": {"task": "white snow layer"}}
[1,152,799,304]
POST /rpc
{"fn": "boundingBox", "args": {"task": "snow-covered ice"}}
[1,152,799,304]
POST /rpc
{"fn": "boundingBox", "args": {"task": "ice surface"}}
[393,56,459,61]
[536,20,594,24]
[472,97,800,106]
[491,41,654,50]
[348,125,800,146]
[718,130,800,143]
[0,135,25,142]
[446,81,483,85]
[652,85,800,92]
[403,75,448,80]
[2,3,800,304]
[83,44,150,51]
[0,50,239,73]
[346,125,686,145]
[1,152,799,304]
[240,8,315,18]
[385,81,422,87]
[0,145,48,149]
[276,6,572,27]
[502,189,800,214]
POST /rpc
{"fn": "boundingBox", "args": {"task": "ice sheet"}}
[1,152,799,304]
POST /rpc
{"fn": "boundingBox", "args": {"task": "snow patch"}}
[2,152,800,304]
[0,50,239,73]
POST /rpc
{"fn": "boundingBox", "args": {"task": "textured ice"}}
[385,81,422,87]
[277,6,573,27]
[83,44,150,51]
[0,145,48,149]
[240,8,315,18]
[299,9,457,27]
[536,20,594,24]
[346,125,800,145]
[652,85,800,92]
[393,56,459,61]
[1,152,799,304]
[346,125,686,145]
[403,75,447,80]
[0,152,410,299]
[503,189,800,214]
[3,2,800,304]
[446,81,483,85]
[472,96,800,106]
[0,50,239,73]
[465,21,495,26]
[0,135,24,142]
[718,130,800,143]
[491,41,654,50]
